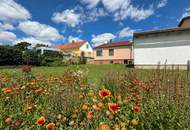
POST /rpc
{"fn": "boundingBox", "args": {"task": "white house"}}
[36,47,61,55]
[134,16,190,69]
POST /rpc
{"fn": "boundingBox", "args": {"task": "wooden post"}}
[187,60,190,71]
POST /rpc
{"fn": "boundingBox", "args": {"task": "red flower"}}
[3,87,13,94]
[36,116,45,126]
[21,65,31,73]
[46,123,55,130]
[87,111,94,119]
[98,89,111,99]
[132,106,140,112]
[108,103,120,113]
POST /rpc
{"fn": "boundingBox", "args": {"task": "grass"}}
[0,64,126,83]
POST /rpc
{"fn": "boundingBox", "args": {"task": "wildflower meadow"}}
[0,65,189,130]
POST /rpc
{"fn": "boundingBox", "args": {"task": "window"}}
[88,52,91,56]
[96,49,102,57]
[86,44,89,49]
[109,49,114,56]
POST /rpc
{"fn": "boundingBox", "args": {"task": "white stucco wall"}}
[134,30,190,65]
[80,42,93,52]
[79,42,93,57]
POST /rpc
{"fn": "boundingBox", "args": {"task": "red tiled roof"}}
[94,41,133,49]
[134,27,190,37]
[55,41,86,50]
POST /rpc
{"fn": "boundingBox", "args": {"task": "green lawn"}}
[0,64,127,83]
[0,64,188,83]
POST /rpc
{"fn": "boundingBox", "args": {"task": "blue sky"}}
[0,0,190,47]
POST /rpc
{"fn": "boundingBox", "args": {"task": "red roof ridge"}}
[94,41,133,49]
[55,41,86,50]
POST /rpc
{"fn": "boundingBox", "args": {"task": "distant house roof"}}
[134,27,190,37]
[55,41,86,50]
[94,41,133,49]
[178,16,190,27]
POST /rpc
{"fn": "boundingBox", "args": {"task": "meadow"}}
[0,65,189,130]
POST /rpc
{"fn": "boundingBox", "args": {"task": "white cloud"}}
[181,7,190,19]
[79,0,163,21]
[52,7,107,28]
[18,20,63,41]
[0,22,14,31]
[68,36,83,43]
[0,31,17,43]
[87,8,107,22]
[119,27,135,38]
[102,0,127,12]
[0,0,31,22]
[52,9,81,27]
[185,7,190,12]
[91,33,116,47]
[157,0,168,8]
[14,37,51,47]
[80,0,100,9]
[114,4,154,21]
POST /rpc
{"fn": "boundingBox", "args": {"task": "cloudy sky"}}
[0,0,190,47]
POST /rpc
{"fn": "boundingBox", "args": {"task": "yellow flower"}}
[82,103,89,110]
[79,95,84,99]
[87,90,94,96]
[97,102,104,109]
[121,127,127,130]
[115,127,120,130]
[131,119,139,126]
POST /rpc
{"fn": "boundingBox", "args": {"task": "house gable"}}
[179,16,190,28]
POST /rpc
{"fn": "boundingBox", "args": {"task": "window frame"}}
[109,48,114,56]
[96,49,103,57]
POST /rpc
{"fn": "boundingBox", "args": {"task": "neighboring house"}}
[134,16,190,69]
[36,47,61,55]
[55,41,93,58]
[179,16,190,28]
[93,41,133,64]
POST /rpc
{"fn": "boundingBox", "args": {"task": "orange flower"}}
[36,116,45,126]
[3,87,12,94]
[99,123,111,130]
[24,104,33,112]
[46,123,55,130]
[132,106,140,112]
[87,111,94,119]
[98,89,111,99]
[135,95,141,100]
[108,103,120,113]
[35,88,43,94]
[127,96,132,101]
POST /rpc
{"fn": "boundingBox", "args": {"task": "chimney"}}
[109,39,112,44]
[72,40,75,43]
